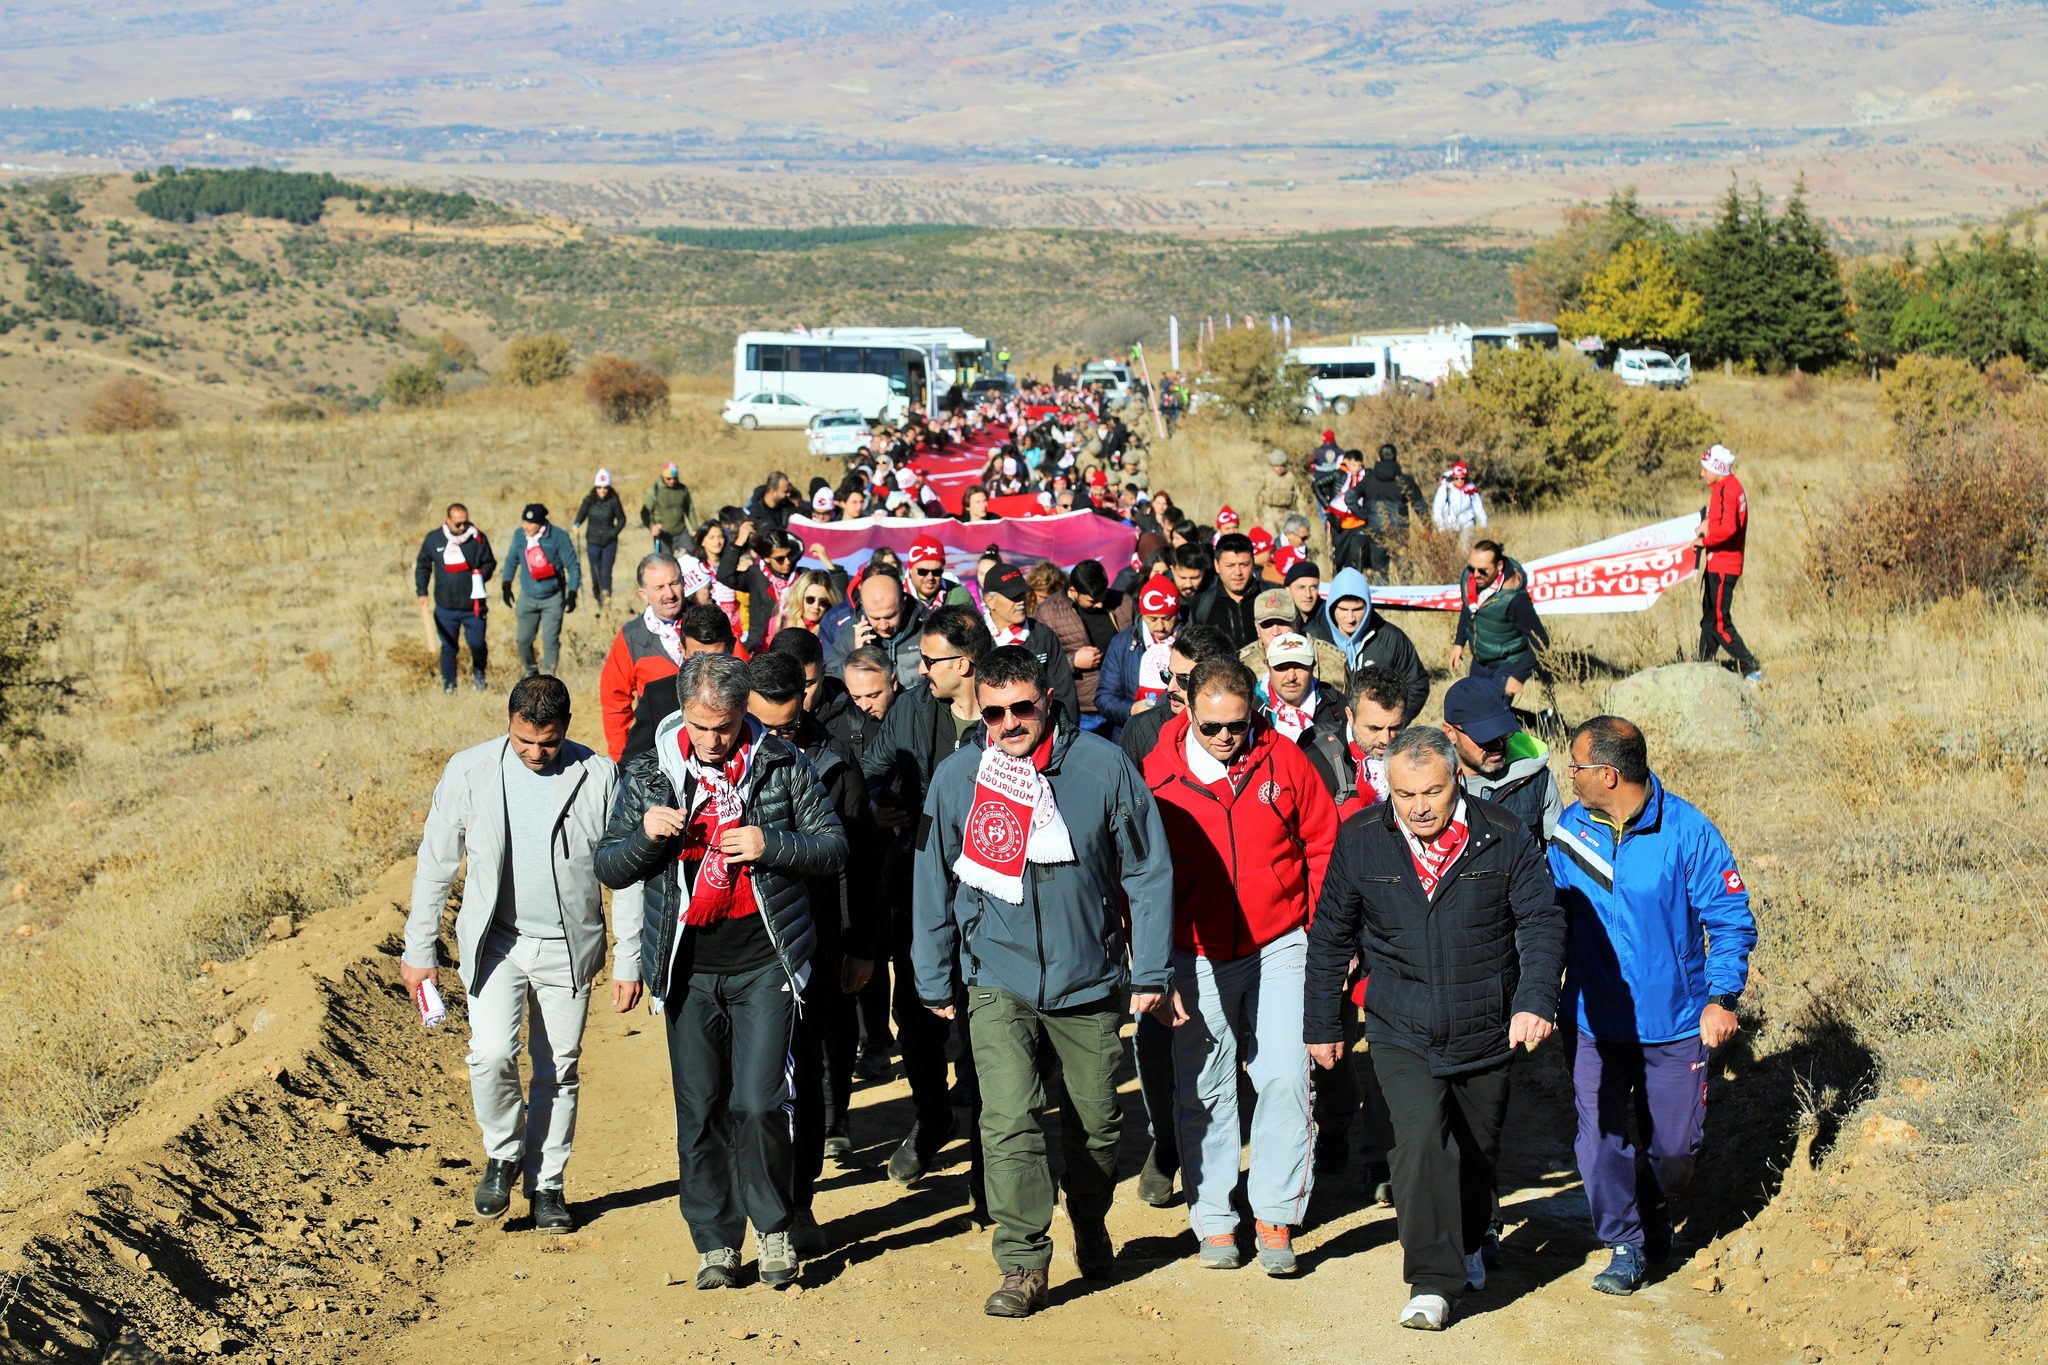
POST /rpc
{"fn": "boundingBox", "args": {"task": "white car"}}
[1078,362,1133,409]
[722,391,819,430]
[1613,349,1692,390]
[806,409,873,458]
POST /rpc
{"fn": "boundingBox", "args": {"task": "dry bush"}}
[258,397,329,423]
[1782,369,1821,404]
[1982,354,2034,398]
[380,362,444,409]
[583,354,670,424]
[1877,353,1984,441]
[1615,386,1719,494]
[1387,517,1469,586]
[1443,347,1623,505]
[500,332,574,387]
[1198,327,1308,420]
[80,376,179,434]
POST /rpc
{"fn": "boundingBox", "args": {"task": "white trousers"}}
[466,931,590,1191]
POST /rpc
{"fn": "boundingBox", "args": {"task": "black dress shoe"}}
[533,1188,574,1235]
[474,1159,517,1219]
[1073,1218,1115,1280]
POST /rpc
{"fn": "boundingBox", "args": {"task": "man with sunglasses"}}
[904,535,971,612]
[913,645,1173,1318]
[1118,623,1237,765]
[746,650,881,1259]
[718,528,808,655]
[1551,715,1755,1298]
[1141,657,1336,1275]
[860,606,996,1194]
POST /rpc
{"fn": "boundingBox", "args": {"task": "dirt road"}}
[376,986,1778,1365]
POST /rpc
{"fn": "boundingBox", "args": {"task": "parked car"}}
[722,391,820,430]
[806,409,874,458]
[1078,361,1133,409]
[965,374,1020,404]
[1613,349,1692,390]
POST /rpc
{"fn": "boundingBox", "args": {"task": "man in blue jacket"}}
[501,503,581,678]
[913,644,1174,1319]
[1549,715,1757,1297]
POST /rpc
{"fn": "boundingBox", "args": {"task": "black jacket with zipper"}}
[595,715,847,1001]
[1304,794,1563,1075]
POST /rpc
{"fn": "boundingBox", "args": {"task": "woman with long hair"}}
[774,569,840,641]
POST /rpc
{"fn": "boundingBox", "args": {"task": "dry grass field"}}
[1,366,2043,1354]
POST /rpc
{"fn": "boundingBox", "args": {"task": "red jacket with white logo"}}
[1701,475,1747,576]
[1142,710,1338,961]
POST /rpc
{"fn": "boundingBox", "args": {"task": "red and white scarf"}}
[1266,684,1316,741]
[1399,798,1469,899]
[1348,739,1388,808]
[1134,622,1176,706]
[985,612,1030,647]
[677,728,758,927]
[1465,567,1504,611]
[954,726,1074,904]
[440,525,487,608]
[644,607,684,664]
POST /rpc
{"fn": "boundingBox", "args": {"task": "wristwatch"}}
[1708,992,1742,1011]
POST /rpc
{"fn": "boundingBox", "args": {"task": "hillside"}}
[0,172,1516,436]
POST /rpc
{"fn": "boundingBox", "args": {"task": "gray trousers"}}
[466,930,590,1191]
[514,592,565,677]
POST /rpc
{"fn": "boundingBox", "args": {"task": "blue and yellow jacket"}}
[1548,774,1756,1044]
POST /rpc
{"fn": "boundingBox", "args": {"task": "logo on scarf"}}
[1257,780,1281,806]
[968,800,1026,863]
[700,849,732,890]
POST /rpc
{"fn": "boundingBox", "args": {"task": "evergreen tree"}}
[1683,182,1775,368]
[1768,180,1851,371]
[1848,258,1916,370]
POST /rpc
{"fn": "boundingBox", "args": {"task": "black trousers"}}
[1699,571,1759,675]
[1312,1000,1394,1163]
[1373,1046,1511,1299]
[792,970,857,1213]
[665,961,797,1252]
[857,956,893,1056]
[587,540,619,605]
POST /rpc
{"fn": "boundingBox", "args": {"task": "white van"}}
[1291,344,1395,415]
[1613,349,1693,390]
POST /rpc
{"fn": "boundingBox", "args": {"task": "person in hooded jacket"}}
[1144,658,1336,1276]
[595,653,847,1293]
[1441,678,1561,838]
[1303,567,1431,718]
[1353,443,1426,570]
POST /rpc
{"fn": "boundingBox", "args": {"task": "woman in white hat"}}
[574,468,628,608]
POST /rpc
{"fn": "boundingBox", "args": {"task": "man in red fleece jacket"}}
[1695,444,1761,682]
[1144,656,1337,1276]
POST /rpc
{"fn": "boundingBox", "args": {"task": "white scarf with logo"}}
[440,524,486,600]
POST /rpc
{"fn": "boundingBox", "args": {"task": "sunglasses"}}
[980,698,1041,726]
[1196,719,1251,738]
[919,652,964,670]
[802,595,831,607]
[758,717,805,738]
[911,565,943,577]
[1171,671,1195,692]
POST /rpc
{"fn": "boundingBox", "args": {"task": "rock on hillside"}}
[1603,662,1766,752]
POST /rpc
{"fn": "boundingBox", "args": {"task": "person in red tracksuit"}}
[1144,657,1337,1276]
[1694,444,1761,682]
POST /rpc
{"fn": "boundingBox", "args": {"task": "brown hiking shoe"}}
[984,1266,1050,1317]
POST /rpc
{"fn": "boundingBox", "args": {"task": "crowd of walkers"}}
[405,415,1763,1330]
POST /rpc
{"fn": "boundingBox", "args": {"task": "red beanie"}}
[1137,575,1181,617]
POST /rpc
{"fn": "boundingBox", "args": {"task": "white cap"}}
[677,554,713,597]
[594,468,612,487]
[1702,444,1735,477]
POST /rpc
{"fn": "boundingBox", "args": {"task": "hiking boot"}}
[757,1230,799,1289]
[1367,1161,1394,1208]
[1592,1243,1646,1296]
[695,1247,740,1290]
[473,1159,516,1220]
[983,1267,1049,1318]
[1399,1293,1449,1330]
[532,1188,574,1235]
[823,1132,854,1162]
[888,1117,954,1187]
[790,1209,827,1259]
[1255,1221,1297,1277]
[1135,1146,1176,1207]
[1072,1218,1115,1280]
[1464,1250,1486,1291]
[1198,1232,1242,1269]
[471,674,489,692]
[443,681,457,695]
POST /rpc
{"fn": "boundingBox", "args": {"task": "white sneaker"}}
[1465,1250,1487,1291]
[1399,1293,1449,1330]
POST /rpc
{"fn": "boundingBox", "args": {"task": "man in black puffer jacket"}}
[1304,726,1563,1333]
[596,653,846,1294]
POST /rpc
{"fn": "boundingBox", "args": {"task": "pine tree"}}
[1769,180,1851,371]
[1683,182,1774,368]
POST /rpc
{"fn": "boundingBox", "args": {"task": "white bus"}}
[1472,322,1561,353]
[808,327,999,389]
[732,331,941,423]
[1289,344,1396,415]
[1344,321,1560,386]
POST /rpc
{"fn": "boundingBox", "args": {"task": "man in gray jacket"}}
[501,502,582,679]
[403,675,642,1236]
[913,645,1173,1319]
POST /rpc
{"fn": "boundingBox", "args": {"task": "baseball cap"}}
[1137,575,1180,618]
[1702,443,1736,477]
[1320,429,1335,443]
[1268,448,1289,467]
[1264,632,1315,670]
[1283,558,1321,587]
[983,563,1027,602]
[594,468,611,488]
[1085,468,1109,488]
[1248,526,1273,555]
[521,502,548,524]
[1253,588,1297,625]
[907,536,945,569]
[1442,676,1519,746]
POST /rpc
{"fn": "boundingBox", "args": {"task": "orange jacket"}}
[599,616,679,762]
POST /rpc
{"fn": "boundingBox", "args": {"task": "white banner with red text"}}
[1371,513,1700,615]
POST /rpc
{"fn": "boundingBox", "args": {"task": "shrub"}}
[80,377,178,434]
[1982,354,2034,398]
[423,330,476,372]
[583,354,669,424]
[1616,386,1718,489]
[1446,347,1623,505]
[1819,423,2048,606]
[258,398,328,423]
[501,333,573,387]
[1877,353,1984,440]
[380,362,445,409]
[1783,370,1821,404]
[1199,328,1308,421]
[0,567,82,772]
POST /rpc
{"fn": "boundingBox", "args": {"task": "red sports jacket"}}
[1702,475,1748,576]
